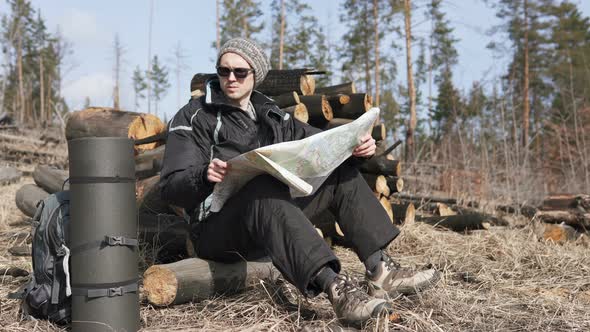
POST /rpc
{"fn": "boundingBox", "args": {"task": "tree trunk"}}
[281,103,308,124]
[279,0,285,70]
[385,176,403,194]
[373,0,380,107]
[15,184,50,217]
[540,194,590,211]
[315,82,356,95]
[534,210,590,229]
[391,202,415,225]
[143,258,279,306]
[417,214,492,232]
[135,144,165,179]
[326,94,351,111]
[404,0,417,162]
[17,27,25,124]
[371,123,386,141]
[331,93,372,119]
[259,73,316,96]
[394,193,456,205]
[271,91,300,108]
[39,55,45,126]
[361,173,389,196]
[65,107,165,152]
[522,0,530,150]
[33,165,69,193]
[298,95,333,128]
[358,157,401,177]
[215,0,220,50]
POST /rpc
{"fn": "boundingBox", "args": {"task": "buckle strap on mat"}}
[71,278,138,299]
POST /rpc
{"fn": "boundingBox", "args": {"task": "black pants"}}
[193,163,400,296]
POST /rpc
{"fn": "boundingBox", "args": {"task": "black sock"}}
[312,266,338,293]
[364,250,383,273]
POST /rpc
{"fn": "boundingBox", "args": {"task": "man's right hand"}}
[207,158,228,183]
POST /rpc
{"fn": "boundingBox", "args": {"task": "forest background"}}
[1,0,590,204]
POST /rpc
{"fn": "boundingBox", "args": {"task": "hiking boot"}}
[366,254,440,298]
[327,274,393,327]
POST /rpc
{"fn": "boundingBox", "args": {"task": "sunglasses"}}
[216,66,254,79]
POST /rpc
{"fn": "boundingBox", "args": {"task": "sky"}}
[2,0,589,121]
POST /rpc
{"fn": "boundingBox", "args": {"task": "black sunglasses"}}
[216,66,254,79]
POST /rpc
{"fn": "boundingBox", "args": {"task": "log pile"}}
[531,194,589,244]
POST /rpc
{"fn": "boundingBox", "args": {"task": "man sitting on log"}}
[160,37,439,327]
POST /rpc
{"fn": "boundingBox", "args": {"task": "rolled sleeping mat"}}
[68,137,139,332]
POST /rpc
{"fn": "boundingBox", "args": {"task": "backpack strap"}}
[69,235,138,256]
[71,278,139,299]
[69,176,135,184]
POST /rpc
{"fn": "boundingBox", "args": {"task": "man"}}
[160,37,438,327]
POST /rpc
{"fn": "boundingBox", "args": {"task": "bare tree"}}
[404,0,417,161]
[147,0,154,114]
[171,41,189,110]
[278,0,285,69]
[373,0,380,106]
[522,0,530,150]
[112,34,125,110]
[216,0,221,50]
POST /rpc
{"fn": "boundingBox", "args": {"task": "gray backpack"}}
[10,191,72,323]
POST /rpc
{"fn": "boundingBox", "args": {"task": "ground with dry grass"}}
[1,175,589,331]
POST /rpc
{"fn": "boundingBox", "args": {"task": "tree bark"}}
[143,258,279,306]
[271,91,300,108]
[361,173,389,196]
[298,95,333,128]
[315,82,356,95]
[391,202,415,225]
[15,184,49,217]
[403,0,417,162]
[534,210,590,229]
[394,193,456,205]
[385,176,403,194]
[258,71,316,96]
[135,143,166,179]
[522,0,530,150]
[33,165,69,193]
[371,123,386,141]
[358,157,401,177]
[326,94,351,112]
[331,93,372,119]
[373,0,380,107]
[66,107,165,152]
[417,214,492,232]
[540,194,590,211]
[280,103,308,124]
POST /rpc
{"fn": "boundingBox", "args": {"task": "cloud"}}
[57,8,104,46]
[62,72,114,110]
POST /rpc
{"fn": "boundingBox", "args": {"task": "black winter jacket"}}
[159,79,321,214]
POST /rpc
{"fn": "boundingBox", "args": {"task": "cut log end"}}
[321,96,333,121]
[300,75,316,96]
[143,265,179,306]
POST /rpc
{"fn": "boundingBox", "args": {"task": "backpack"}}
[10,191,72,324]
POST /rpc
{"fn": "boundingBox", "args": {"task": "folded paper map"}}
[209,107,380,212]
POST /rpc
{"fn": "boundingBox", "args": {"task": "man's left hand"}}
[353,133,376,158]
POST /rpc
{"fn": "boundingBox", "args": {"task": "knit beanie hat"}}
[217,37,271,87]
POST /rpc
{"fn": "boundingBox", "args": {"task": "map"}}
[209,107,380,212]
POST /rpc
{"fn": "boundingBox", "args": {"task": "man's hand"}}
[207,158,228,183]
[352,133,376,158]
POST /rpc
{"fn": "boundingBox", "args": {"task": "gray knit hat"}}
[217,37,271,87]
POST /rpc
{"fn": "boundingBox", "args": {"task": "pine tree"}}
[150,55,170,117]
[218,0,264,46]
[132,66,147,112]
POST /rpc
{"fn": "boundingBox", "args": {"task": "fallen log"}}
[8,245,31,256]
[361,174,389,196]
[534,210,590,229]
[0,166,22,185]
[299,95,333,128]
[138,213,194,263]
[496,204,538,218]
[281,103,309,124]
[385,176,403,194]
[379,196,393,222]
[435,203,457,216]
[137,175,172,215]
[0,265,29,278]
[257,70,317,96]
[15,184,49,217]
[391,202,415,225]
[417,214,492,232]
[135,145,165,179]
[65,107,165,152]
[33,165,68,193]
[326,94,351,112]
[331,93,371,119]
[143,257,279,306]
[271,91,301,108]
[393,193,456,205]
[358,157,401,177]
[314,82,356,95]
[371,123,386,141]
[540,194,590,212]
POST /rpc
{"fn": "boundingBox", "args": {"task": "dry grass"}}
[1,177,589,331]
